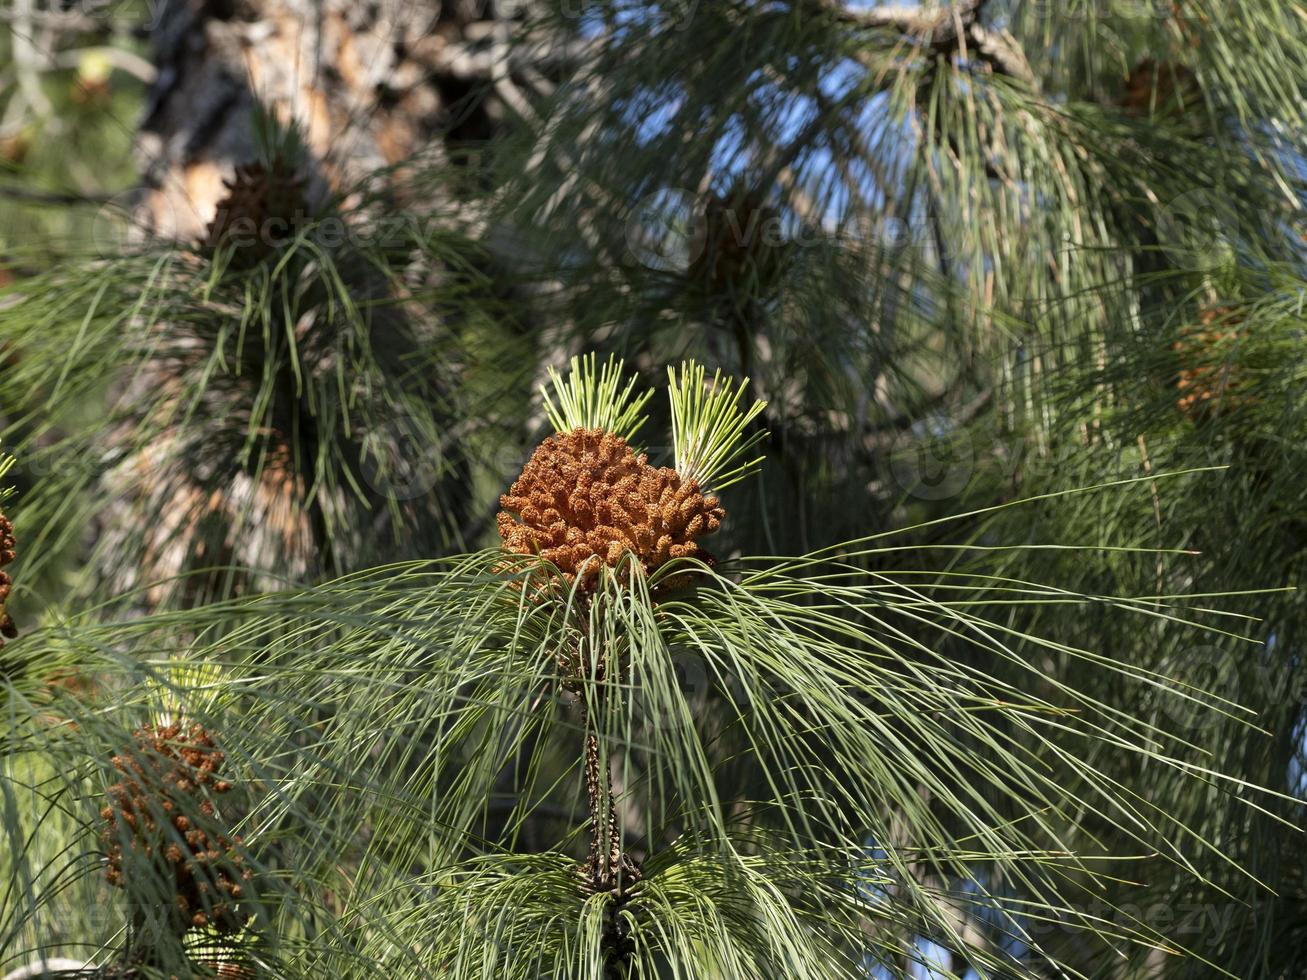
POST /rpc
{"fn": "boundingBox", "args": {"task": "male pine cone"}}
[204,160,308,264]
[101,723,249,933]
[498,428,724,587]
[0,507,16,645]
[1175,306,1247,419]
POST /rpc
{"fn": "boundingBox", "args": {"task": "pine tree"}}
[1,1,1305,977]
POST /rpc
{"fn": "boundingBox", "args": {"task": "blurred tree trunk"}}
[136,0,527,237]
[91,0,549,603]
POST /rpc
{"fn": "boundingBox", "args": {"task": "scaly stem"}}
[577,625,638,978]
[581,698,622,892]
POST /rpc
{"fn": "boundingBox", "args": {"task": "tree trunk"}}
[89,0,549,602]
[137,0,525,238]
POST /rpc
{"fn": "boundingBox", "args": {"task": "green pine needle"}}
[667,362,767,491]
[541,353,653,445]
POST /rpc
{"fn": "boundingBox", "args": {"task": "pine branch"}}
[962,21,1036,84]
[576,601,639,978]
[822,0,1033,82]
[825,0,985,41]
[0,184,116,206]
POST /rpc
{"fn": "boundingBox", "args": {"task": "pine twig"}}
[576,613,639,979]
[0,184,115,206]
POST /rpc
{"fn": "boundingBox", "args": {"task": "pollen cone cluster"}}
[498,428,724,587]
[0,507,16,646]
[204,160,307,262]
[1121,58,1198,117]
[1175,306,1246,419]
[101,723,249,933]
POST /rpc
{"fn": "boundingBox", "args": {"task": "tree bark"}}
[136,0,531,238]
[90,0,554,601]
